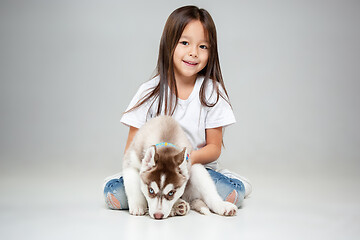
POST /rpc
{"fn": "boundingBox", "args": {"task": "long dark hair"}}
[127,5,231,116]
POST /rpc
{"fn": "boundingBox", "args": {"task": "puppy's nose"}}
[154,213,164,220]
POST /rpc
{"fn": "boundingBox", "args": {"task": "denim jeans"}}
[103,168,245,210]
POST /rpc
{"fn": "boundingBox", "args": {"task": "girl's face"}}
[173,20,209,82]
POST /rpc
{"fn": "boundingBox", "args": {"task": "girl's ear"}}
[141,146,158,172]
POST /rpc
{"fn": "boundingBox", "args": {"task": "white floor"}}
[1,162,359,240]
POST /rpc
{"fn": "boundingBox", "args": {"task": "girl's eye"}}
[180,41,189,46]
[200,45,208,49]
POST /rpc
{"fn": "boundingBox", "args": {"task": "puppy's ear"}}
[175,147,190,179]
[141,145,158,172]
[174,148,188,166]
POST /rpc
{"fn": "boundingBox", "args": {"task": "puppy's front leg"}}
[123,167,147,215]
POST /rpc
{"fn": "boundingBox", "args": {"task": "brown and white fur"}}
[122,115,237,219]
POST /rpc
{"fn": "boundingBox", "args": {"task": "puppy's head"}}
[140,145,190,219]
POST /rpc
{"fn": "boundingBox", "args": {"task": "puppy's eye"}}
[168,190,175,197]
[149,188,154,194]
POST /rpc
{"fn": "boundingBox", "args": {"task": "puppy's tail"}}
[190,199,210,215]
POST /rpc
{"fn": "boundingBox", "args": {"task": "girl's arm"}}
[190,127,222,165]
[124,126,139,153]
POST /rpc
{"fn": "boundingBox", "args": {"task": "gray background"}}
[1,0,359,176]
[0,1,359,239]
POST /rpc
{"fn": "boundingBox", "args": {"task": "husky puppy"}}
[122,115,237,219]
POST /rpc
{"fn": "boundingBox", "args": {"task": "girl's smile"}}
[183,60,199,66]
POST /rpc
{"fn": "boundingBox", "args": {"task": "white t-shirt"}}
[120,75,236,169]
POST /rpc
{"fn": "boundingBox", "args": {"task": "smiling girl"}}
[104,5,252,212]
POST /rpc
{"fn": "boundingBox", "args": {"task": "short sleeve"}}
[205,83,236,129]
[120,80,157,128]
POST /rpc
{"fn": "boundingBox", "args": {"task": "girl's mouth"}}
[183,60,198,66]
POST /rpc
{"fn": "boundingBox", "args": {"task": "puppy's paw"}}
[128,200,147,216]
[129,205,147,216]
[212,201,237,216]
[171,199,190,216]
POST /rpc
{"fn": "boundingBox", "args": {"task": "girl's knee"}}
[103,178,129,210]
[224,179,245,208]
[207,170,245,208]
[225,189,244,208]
[105,192,122,209]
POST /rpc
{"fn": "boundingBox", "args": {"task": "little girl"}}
[104,5,252,211]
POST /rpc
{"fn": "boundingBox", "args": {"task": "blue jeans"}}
[103,168,245,210]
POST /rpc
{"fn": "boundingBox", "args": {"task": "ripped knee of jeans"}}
[225,190,244,208]
[105,192,122,210]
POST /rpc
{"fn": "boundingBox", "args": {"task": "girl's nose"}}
[189,47,198,58]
